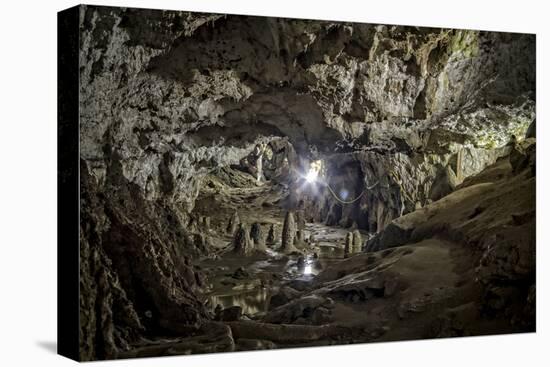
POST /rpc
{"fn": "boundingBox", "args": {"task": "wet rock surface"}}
[77,5,535,360]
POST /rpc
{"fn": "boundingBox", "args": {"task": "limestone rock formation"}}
[202,216,211,231]
[250,222,262,244]
[344,231,363,257]
[250,222,267,251]
[79,161,209,360]
[79,4,534,238]
[227,211,240,235]
[295,210,306,231]
[344,232,353,258]
[266,224,277,246]
[352,230,363,254]
[281,211,298,253]
[294,230,306,248]
[233,224,253,255]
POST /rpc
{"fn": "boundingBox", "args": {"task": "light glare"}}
[305,169,318,183]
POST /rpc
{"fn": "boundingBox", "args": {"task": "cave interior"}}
[72,5,536,360]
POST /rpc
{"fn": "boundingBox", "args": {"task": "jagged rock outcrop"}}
[80,160,209,360]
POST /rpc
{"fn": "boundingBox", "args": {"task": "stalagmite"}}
[233,223,253,255]
[266,224,277,246]
[188,216,199,233]
[352,230,363,254]
[202,216,211,231]
[296,256,306,270]
[250,222,267,251]
[256,152,263,184]
[344,232,353,258]
[226,211,240,235]
[254,143,266,184]
[250,223,262,244]
[281,211,298,253]
[296,210,306,231]
[294,229,305,248]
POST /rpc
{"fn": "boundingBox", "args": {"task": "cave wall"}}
[80,6,535,213]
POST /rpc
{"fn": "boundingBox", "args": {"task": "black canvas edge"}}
[58,4,81,362]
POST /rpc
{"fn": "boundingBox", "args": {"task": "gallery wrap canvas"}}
[58,4,536,361]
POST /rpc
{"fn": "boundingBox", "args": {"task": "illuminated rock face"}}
[75,4,535,360]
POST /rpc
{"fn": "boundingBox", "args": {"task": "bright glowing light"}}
[305,169,318,183]
[304,160,322,184]
[304,264,312,275]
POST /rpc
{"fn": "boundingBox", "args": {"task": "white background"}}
[0,0,547,365]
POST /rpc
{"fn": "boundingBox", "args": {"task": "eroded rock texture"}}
[77,4,535,360]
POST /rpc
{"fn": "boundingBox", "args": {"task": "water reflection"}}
[318,244,344,258]
[209,287,269,316]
